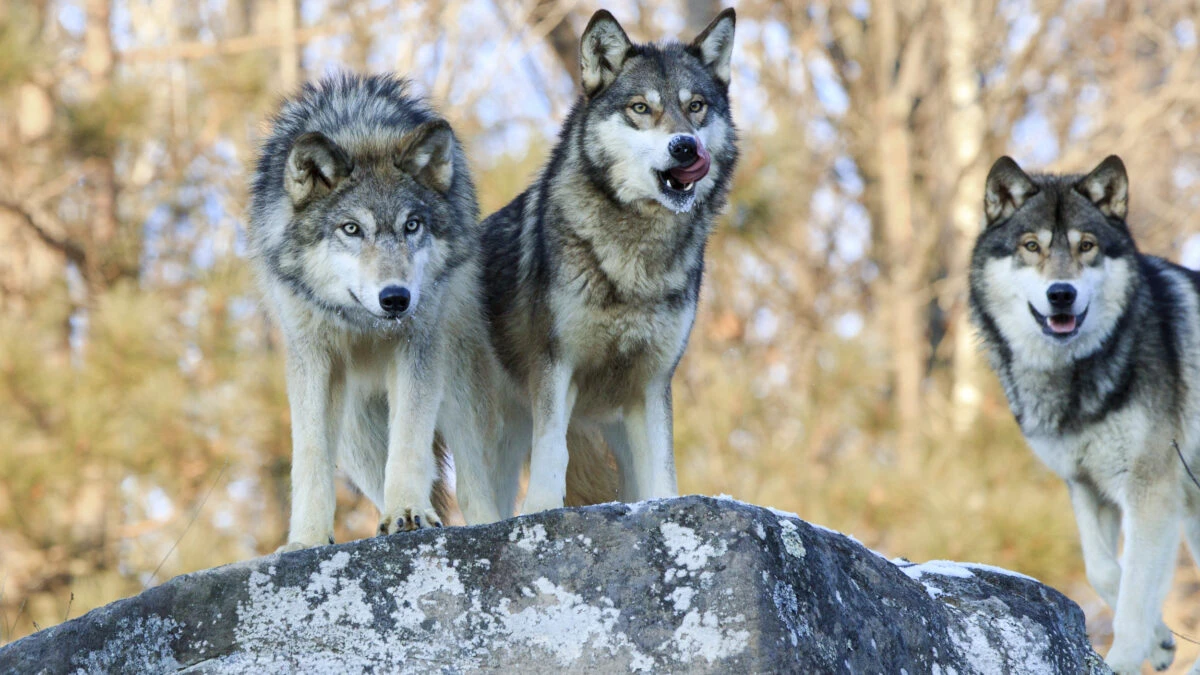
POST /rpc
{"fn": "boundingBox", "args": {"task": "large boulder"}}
[0,496,1107,674]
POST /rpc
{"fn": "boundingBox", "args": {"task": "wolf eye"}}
[1079,240,1095,253]
[1023,240,1040,253]
[340,222,362,237]
[630,102,650,114]
[404,216,422,234]
[688,100,705,113]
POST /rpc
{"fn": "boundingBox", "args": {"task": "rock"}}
[0,496,1108,674]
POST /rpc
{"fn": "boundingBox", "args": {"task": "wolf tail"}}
[565,425,620,506]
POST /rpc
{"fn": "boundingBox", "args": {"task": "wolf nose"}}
[1046,283,1076,309]
[668,135,698,164]
[379,286,411,314]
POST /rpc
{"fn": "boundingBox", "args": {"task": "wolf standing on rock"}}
[249,74,500,549]
[970,155,1200,675]
[480,9,739,515]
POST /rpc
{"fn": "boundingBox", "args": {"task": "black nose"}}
[1046,283,1076,309]
[379,285,411,314]
[668,135,698,164]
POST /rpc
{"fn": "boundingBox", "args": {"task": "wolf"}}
[970,155,1200,674]
[478,9,739,516]
[248,73,503,549]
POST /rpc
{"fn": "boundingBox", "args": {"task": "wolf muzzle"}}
[379,285,412,315]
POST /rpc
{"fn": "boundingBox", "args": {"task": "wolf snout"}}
[1046,283,1077,310]
[664,135,711,187]
[668,135,699,164]
[379,285,411,314]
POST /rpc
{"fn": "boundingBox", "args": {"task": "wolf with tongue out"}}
[969,155,1200,675]
[476,8,739,516]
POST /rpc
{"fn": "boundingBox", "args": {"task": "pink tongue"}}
[1048,315,1076,334]
[668,139,711,184]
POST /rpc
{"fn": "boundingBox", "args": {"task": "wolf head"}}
[282,120,460,328]
[251,75,476,334]
[574,9,737,213]
[970,155,1138,364]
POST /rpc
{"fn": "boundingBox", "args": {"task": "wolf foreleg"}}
[379,348,445,533]
[1106,487,1181,674]
[623,377,678,501]
[521,362,576,515]
[279,341,337,552]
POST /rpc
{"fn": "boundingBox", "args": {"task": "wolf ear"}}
[984,156,1037,225]
[580,10,633,98]
[396,119,455,194]
[1075,155,1128,220]
[690,8,736,86]
[285,132,352,207]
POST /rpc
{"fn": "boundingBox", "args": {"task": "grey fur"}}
[479,10,739,514]
[970,155,1200,675]
[247,73,505,546]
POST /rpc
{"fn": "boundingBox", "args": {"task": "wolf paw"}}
[1151,625,1176,671]
[519,488,565,516]
[378,506,443,535]
[275,535,335,554]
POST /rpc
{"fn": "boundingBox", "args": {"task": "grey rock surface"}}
[0,496,1108,674]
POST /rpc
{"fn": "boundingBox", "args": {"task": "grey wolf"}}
[248,73,503,548]
[479,9,739,515]
[970,155,1200,674]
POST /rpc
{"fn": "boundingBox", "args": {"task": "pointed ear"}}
[285,132,352,206]
[984,156,1038,225]
[396,119,455,194]
[580,10,633,98]
[1075,155,1128,219]
[690,8,736,86]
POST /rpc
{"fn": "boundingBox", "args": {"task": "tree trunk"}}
[873,0,924,454]
[277,0,298,92]
[941,0,987,435]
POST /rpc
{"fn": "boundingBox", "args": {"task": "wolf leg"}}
[1068,481,1122,608]
[336,384,387,509]
[622,377,679,501]
[379,348,445,534]
[601,422,638,502]
[520,362,575,515]
[442,394,503,526]
[278,341,338,552]
[1106,486,1181,675]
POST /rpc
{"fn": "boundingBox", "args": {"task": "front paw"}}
[1151,624,1176,671]
[1106,642,1148,675]
[520,487,565,516]
[379,505,443,535]
[275,535,335,554]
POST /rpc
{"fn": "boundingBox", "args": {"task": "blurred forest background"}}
[2,0,1199,667]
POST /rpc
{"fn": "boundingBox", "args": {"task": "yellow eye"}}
[1023,240,1040,253]
[1079,240,1095,253]
[688,100,705,113]
[630,102,650,114]
[341,222,361,236]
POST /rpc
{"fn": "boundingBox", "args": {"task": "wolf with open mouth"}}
[970,155,1200,675]
[477,9,739,516]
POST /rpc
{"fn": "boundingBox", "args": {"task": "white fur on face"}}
[358,247,428,316]
[982,254,1133,367]
[591,111,732,212]
[591,114,677,204]
[299,205,433,319]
